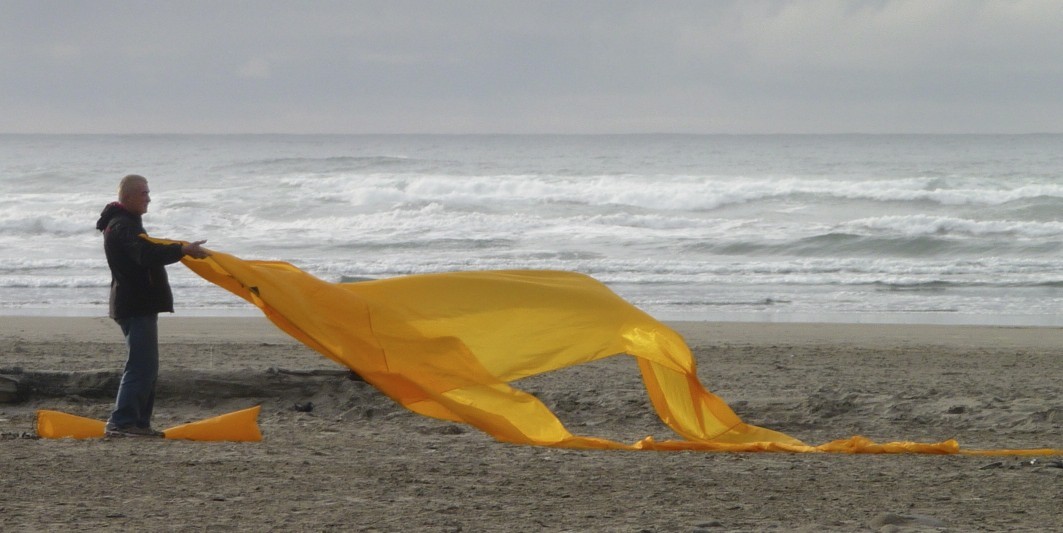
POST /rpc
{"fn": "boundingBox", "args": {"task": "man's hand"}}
[182,240,210,259]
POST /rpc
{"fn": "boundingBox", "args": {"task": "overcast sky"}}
[3,1,1062,134]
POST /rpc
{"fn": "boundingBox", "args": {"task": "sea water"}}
[1,134,1060,325]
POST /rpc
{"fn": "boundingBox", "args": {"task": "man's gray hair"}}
[118,174,147,201]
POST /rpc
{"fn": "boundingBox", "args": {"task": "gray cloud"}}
[2,0,1061,133]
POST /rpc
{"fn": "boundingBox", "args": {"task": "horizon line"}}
[2,131,1062,136]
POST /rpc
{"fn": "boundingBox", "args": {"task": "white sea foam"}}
[258,173,1063,213]
[846,215,1063,239]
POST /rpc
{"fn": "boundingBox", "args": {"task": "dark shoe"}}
[105,425,164,438]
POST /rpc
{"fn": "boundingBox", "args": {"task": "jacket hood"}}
[96,202,134,232]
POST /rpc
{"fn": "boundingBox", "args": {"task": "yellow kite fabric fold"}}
[167,241,1061,455]
[36,407,262,441]
[36,410,105,439]
[163,406,263,442]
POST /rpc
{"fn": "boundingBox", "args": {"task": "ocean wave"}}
[0,276,106,289]
[293,254,1060,288]
[6,270,1055,291]
[996,198,1063,222]
[233,155,421,174]
[871,280,1063,291]
[258,173,1063,214]
[0,217,95,237]
[0,258,100,272]
[693,233,1061,259]
[846,215,1063,239]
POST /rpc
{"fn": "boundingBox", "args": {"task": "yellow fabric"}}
[162,406,262,441]
[163,240,1060,455]
[36,407,262,441]
[37,410,105,439]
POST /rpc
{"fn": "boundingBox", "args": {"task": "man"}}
[95,174,209,438]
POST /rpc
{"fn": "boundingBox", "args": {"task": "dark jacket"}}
[96,202,185,319]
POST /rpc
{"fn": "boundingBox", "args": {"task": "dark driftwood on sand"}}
[0,368,359,404]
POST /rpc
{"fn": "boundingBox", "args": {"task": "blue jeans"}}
[107,314,159,429]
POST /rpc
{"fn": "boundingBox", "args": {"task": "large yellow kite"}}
[147,243,1056,456]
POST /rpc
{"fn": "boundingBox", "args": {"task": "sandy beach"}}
[2,316,1062,531]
